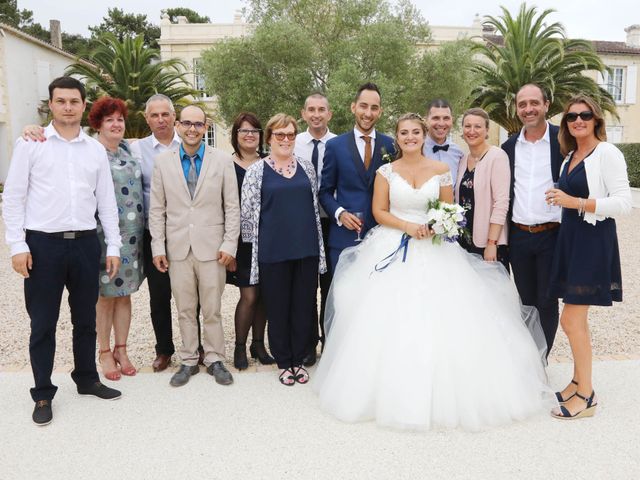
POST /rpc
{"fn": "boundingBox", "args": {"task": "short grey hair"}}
[145,94,175,114]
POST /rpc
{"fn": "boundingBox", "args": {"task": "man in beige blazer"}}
[149,105,240,387]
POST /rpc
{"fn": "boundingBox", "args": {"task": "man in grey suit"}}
[149,105,240,387]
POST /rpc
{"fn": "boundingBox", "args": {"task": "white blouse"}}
[560,142,632,225]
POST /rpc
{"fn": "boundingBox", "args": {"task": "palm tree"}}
[471,3,618,135]
[66,33,199,137]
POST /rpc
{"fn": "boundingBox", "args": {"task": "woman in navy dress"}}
[546,95,632,419]
[226,112,274,369]
[241,114,326,386]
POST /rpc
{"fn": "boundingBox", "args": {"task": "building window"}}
[206,124,216,147]
[193,58,208,97]
[604,67,625,102]
[606,126,623,144]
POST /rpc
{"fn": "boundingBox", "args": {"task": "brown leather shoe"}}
[152,354,172,372]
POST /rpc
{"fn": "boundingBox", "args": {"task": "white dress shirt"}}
[512,122,561,225]
[3,123,122,257]
[129,131,181,223]
[334,128,378,224]
[295,128,336,218]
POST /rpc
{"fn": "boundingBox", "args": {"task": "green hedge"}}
[616,143,640,188]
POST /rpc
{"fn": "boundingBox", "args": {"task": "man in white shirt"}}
[294,93,336,365]
[130,94,183,373]
[422,99,464,187]
[501,83,564,355]
[3,76,123,426]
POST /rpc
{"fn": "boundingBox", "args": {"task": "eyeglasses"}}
[179,120,206,130]
[565,111,594,123]
[238,128,261,135]
[272,132,296,141]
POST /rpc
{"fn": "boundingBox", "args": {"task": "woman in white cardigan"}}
[545,94,632,420]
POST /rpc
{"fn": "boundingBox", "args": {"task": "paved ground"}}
[1,361,639,480]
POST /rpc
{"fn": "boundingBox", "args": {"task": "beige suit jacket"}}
[149,144,240,262]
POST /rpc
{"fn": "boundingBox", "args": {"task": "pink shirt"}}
[455,145,511,247]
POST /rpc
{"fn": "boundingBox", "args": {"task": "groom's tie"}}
[361,135,372,170]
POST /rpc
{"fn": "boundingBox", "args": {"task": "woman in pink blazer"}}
[455,108,511,270]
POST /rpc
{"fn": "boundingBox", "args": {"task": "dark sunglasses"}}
[565,111,594,122]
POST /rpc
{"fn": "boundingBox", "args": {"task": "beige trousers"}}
[169,251,226,366]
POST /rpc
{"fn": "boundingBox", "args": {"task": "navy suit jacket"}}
[319,130,395,251]
[501,123,564,222]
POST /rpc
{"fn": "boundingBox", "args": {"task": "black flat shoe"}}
[293,365,309,384]
[302,349,317,367]
[234,344,248,370]
[77,382,122,400]
[249,339,275,365]
[32,400,52,426]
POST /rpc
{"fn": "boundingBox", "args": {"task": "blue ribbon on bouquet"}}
[373,233,410,273]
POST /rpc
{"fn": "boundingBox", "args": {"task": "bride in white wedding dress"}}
[313,113,556,431]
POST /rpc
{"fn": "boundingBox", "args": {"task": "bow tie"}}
[433,144,450,153]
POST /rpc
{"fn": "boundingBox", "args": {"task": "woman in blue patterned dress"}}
[89,97,144,380]
[546,95,632,419]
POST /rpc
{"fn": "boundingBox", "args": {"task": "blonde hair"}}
[265,113,298,143]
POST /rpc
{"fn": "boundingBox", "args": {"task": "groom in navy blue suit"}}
[319,82,395,272]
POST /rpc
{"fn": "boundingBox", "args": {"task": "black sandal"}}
[551,390,597,420]
[293,365,309,384]
[555,379,578,403]
[279,368,295,386]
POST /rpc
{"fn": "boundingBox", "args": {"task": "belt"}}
[512,222,559,234]
[26,229,97,239]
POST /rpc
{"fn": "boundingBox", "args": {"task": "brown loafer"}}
[152,354,172,372]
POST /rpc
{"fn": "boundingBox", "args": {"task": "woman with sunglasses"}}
[546,95,632,420]
[240,113,326,386]
[226,112,275,369]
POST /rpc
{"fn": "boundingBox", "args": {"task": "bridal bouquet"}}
[425,199,468,245]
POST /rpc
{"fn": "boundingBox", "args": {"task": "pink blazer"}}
[455,145,510,247]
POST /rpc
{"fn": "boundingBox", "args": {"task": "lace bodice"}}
[377,163,452,224]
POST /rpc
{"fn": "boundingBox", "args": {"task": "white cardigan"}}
[560,142,632,225]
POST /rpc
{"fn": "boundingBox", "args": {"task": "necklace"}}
[266,155,296,176]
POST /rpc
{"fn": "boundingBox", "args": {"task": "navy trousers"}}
[509,226,560,355]
[25,231,101,401]
[143,229,175,356]
[260,257,319,369]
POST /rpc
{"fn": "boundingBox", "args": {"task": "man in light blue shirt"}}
[422,99,464,187]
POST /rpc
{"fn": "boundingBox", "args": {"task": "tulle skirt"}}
[313,225,556,431]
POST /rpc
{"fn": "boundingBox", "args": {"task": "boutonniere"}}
[381,146,394,163]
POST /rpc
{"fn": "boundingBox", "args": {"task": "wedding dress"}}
[313,163,556,431]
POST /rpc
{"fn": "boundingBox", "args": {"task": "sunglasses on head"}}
[565,111,594,122]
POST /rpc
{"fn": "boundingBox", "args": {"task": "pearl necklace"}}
[267,155,296,176]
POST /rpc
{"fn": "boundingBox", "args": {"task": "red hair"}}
[88,96,128,129]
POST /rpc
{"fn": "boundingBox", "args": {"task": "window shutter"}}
[625,65,637,104]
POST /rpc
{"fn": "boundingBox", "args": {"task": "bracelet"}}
[486,239,497,246]
[577,198,585,216]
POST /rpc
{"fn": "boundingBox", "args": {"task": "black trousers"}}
[260,257,319,369]
[310,218,331,351]
[25,231,101,401]
[143,229,174,356]
[509,226,560,354]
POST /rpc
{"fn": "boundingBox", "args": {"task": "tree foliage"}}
[66,34,199,137]
[88,8,160,50]
[0,0,33,27]
[163,8,211,24]
[471,3,617,135]
[202,0,476,133]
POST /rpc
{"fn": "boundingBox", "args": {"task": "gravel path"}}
[0,206,638,370]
